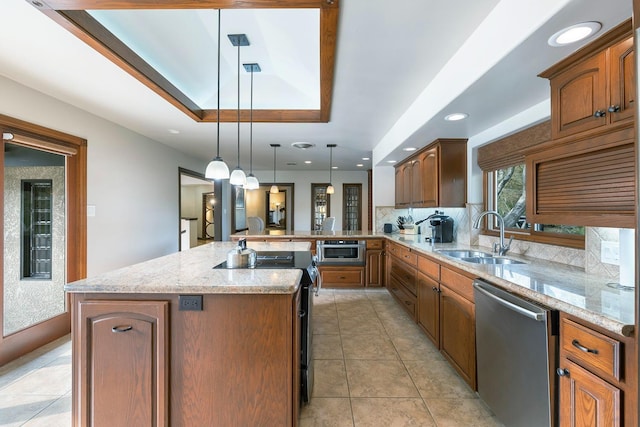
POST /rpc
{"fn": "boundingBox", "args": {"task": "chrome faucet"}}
[473,210,513,256]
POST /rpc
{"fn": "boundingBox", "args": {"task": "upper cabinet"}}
[529,19,635,228]
[540,20,634,140]
[394,138,467,209]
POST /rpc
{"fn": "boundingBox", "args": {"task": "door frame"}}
[0,114,87,365]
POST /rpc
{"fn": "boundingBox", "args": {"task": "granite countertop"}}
[384,234,635,337]
[234,230,635,337]
[64,241,311,295]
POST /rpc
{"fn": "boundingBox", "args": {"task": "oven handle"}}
[314,266,322,296]
[318,244,365,249]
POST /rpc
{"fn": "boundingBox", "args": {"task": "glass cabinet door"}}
[343,184,362,231]
[311,184,330,231]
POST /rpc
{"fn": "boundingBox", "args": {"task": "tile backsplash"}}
[375,204,630,282]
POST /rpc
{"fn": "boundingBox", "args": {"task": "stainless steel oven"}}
[316,239,366,265]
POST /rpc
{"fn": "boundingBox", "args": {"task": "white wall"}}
[0,76,206,277]
[251,169,369,231]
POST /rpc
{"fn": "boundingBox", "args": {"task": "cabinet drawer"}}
[418,255,440,281]
[440,266,474,302]
[390,262,416,295]
[366,239,383,250]
[388,244,417,266]
[561,318,621,380]
[320,267,364,287]
[389,275,416,318]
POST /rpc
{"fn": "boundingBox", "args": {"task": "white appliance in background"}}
[180,218,198,250]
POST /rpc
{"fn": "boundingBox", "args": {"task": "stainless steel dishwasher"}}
[473,279,558,427]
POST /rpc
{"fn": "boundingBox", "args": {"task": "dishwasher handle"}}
[473,282,545,321]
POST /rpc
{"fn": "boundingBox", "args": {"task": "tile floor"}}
[0,288,503,426]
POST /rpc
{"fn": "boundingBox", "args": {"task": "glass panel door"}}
[311,184,331,231]
[343,184,361,231]
[4,143,66,335]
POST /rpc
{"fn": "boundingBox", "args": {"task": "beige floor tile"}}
[1,356,71,397]
[21,393,71,427]
[341,334,399,360]
[313,334,344,359]
[425,398,504,427]
[0,393,60,427]
[351,397,436,427]
[338,314,386,335]
[404,360,475,399]
[299,397,354,427]
[345,360,419,398]
[312,359,349,398]
[314,315,340,334]
[390,334,443,361]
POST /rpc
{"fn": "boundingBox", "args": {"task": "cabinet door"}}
[420,146,438,207]
[402,163,412,206]
[75,300,168,427]
[365,249,384,287]
[410,159,423,205]
[559,359,620,427]
[550,52,607,139]
[439,284,476,389]
[609,37,635,124]
[394,167,403,207]
[417,272,439,347]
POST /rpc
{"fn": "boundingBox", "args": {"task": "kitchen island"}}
[64,241,310,427]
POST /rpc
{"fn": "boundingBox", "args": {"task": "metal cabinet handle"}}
[432,286,440,293]
[556,368,570,377]
[572,339,598,354]
[608,105,621,113]
[112,325,133,333]
[298,310,306,318]
[593,110,606,118]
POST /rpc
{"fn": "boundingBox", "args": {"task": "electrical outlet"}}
[601,241,620,265]
[179,295,203,311]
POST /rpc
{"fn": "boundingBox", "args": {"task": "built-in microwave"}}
[316,240,366,265]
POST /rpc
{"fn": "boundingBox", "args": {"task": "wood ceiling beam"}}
[27,0,338,123]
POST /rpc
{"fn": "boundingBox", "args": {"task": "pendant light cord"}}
[216,10,221,158]
[236,43,241,168]
[249,68,254,174]
[273,146,277,181]
[329,146,333,182]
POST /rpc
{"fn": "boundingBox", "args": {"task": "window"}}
[21,179,53,279]
[486,165,584,247]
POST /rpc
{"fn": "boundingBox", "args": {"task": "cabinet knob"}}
[298,310,306,318]
[556,368,570,377]
[593,110,607,118]
[608,105,621,113]
[432,286,440,293]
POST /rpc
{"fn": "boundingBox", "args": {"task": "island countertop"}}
[64,241,310,294]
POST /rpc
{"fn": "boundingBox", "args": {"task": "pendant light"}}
[228,33,249,186]
[270,144,280,194]
[243,63,261,190]
[326,144,336,194]
[205,10,230,180]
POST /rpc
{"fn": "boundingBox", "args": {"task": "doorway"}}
[0,114,86,365]
[179,168,215,249]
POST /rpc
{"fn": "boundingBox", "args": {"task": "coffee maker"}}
[429,214,454,243]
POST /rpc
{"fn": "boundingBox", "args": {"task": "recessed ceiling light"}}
[292,142,315,149]
[168,129,180,134]
[387,160,397,164]
[362,157,370,161]
[548,21,601,47]
[403,147,417,152]
[357,164,364,167]
[444,113,468,121]
[332,166,338,169]
[304,160,312,164]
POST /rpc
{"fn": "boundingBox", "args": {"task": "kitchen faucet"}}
[473,210,513,256]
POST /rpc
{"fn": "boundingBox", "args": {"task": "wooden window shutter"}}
[477,121,551,171]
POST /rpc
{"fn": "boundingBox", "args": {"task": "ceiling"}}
[0,0,633,174]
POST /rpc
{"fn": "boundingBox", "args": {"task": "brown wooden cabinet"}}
[557,314,637,427]
[386,241,418,319]
[73,300,169,427]
[541,21,633,140]
[394,138,466,208]
[319,265,364,287]
[416,271,439,346]
[365,239,384,287]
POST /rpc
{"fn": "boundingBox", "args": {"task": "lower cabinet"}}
[74,299,169,427]
[557,314,634,427]
[319,265,365,287]
[365,239,385,287]
[416,271,439,346]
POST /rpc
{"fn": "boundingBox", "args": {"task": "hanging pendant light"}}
[270,144,280,193]
[326,144,336,194]
[228,33,249,186]
[243,63,261,190]
[205,9,230,180]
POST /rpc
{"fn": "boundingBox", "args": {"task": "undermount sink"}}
[437,249,493,259]
[460,257,525,265]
